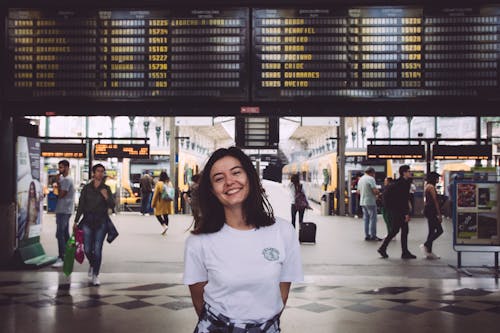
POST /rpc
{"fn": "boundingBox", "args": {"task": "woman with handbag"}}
[289,173,308,228]
[73,164,115,286]
[420,172,443,260]
[151,171,174,235]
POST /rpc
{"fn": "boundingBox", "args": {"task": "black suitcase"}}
[299,222,317,243]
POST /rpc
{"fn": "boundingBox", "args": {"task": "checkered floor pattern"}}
[1,280,499,316]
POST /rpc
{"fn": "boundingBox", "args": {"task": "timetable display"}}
[94,143,150,159]
[367,144,425,159]
[7,6,500,104]
[253,6,500,101]
[40,143,86,158]
[7,8,249,100]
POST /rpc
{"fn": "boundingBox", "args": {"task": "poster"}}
[455,181,500,246]
[16,136,44,243]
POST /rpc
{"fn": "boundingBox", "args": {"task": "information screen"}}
[7,8,249,100]
[367,144,425,159]
[432,144,492,160]
[94,143,150,159]
[252,6,500,101]
[6,6,500,103]
[40,143,86,158]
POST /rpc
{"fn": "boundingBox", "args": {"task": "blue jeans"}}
[82,222,107,276]
[362,205,378,238]
[141,192,152,214]
[55,213,71,259]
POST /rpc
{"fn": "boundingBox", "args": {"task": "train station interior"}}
[1,0,500,332]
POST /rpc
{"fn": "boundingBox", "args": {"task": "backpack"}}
[294,186,310,210]
[161,183,174,201]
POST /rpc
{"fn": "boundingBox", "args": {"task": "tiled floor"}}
[1,180,499,332]
[1,272,500,333]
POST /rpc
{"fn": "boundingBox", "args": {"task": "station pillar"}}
[0,115,16,266]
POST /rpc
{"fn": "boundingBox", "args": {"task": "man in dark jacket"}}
[377,165,417,259]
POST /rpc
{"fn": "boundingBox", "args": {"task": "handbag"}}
[74,228,85,264]
[63,234,76,276]
[106,217,119,244]
[295,186,310,210]
[161,183,175,201]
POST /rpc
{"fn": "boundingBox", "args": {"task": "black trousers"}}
[156,214,169,226]
[291,204,304,228]
[380,210,410,254]
[424,214,443,252]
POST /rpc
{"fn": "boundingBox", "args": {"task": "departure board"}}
[94,143,150,159]
[7,8,249,100]
[7,6,500,104]
[253,6,500,101]
[253,9,349,100]
[423,7,500,97]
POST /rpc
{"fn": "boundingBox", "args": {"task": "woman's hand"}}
[100,188,109,200]
[188,281,208,317]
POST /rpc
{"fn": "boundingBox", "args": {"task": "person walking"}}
[184,147,303,332]
[183,173,201,228]
[52,160,76,268]
[139,171,153,216]
[379,177,393,236]
[74,164,115,286]
[377,165,417,259]
[151,171,174,235]
[357,167,381,241]
[289,173,308,228]
[420,172,443,259]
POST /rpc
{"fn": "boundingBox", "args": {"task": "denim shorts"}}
[194,303,280,333]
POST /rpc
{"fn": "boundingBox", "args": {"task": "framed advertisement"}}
[453,180,500,252]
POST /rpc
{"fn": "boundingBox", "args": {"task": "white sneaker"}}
[161,225,168,235]
[428,252,441,260]
[92,274,100,286]
[52,258,63,268]
[112,213,116,216]
[419,244,430,256]
[88,266,93,279]
[145,213,150,216]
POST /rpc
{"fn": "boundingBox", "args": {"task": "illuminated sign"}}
[432,145,492,160]
[40,143,86,158]
[94,143,150,159]
[367,145,425,159]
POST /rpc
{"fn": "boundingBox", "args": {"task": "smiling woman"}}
[183,146,303,333]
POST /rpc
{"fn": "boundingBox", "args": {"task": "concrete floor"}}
[1,180,499,333]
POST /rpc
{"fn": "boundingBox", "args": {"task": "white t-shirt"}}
[183,218,303,323]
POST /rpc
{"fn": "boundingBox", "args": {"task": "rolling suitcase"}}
[299,222,317,243]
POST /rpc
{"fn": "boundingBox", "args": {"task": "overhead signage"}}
[40,143,86,158]
[6,5,500,105]
[433,145,492,160]
[94,143,150,159]
[367,144,425,159]
[7,8,249,101]
[240,106,260,114]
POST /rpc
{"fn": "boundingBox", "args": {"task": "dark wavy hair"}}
[159,171,170,182]
[192,147,275,234]
[426,172,440,185]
